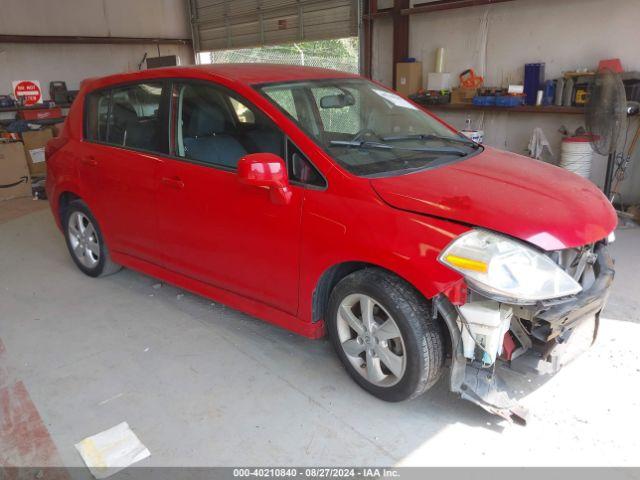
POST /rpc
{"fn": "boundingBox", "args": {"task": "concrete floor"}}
[1,199,639,468]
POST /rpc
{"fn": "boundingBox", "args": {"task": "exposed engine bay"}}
[435,242,615,424]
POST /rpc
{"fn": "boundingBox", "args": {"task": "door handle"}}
[80,155,98,167]
[161,176,185,189]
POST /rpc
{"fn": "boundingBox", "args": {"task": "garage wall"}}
[371,0,640,204]
[0,0,193,93]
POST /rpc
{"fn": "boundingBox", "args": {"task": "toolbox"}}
[18,107,63,121]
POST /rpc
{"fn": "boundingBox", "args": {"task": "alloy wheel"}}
[336,293,407,387]
[68,211,100,268]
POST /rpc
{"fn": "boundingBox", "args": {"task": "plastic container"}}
[563,77,574,107]
[543,80,556,105]
[495,95,524,107]
[461,129,484,144]
[458,301,513,365]
[560,136,596,178]
[524,63,545,105]
[472,95,496,106]
[554,78,565,106]
[435,47,445,73]
[624,79,640,102]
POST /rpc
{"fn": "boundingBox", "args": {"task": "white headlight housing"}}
[439,229,582,303]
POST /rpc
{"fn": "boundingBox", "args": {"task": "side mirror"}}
[237,153,292,205]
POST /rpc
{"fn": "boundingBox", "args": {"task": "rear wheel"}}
[327,268,445,402]
[64,200,121,277]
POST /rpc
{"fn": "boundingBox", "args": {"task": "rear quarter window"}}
[85,90,110,142]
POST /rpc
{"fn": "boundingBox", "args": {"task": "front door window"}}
[171,82,284,169]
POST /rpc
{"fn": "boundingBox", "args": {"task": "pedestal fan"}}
[585,68,638,200]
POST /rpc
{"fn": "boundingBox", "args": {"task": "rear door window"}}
[107,83,167,153]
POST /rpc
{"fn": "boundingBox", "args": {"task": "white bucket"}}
[560,136,595,178]
[461,129,484,144]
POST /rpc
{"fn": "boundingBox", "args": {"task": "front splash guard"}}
[434,295,528,425]
[460,366,528,424]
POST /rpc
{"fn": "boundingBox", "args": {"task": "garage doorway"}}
[196,37,359,74]
[188,0,360,73]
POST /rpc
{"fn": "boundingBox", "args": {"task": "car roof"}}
[82,63,361,91]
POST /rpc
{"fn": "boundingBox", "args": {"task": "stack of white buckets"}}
[560,136,596,179]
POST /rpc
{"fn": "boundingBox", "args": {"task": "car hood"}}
[370,147,617,250]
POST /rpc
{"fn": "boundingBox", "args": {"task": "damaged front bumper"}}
[435,243,614,424]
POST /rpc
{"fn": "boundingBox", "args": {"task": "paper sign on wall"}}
[12,80,43,106]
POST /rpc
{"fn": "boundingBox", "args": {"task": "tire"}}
[63,199,121,277]
[327,268,445,402]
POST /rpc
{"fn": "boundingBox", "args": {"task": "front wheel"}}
[327,269,445,402]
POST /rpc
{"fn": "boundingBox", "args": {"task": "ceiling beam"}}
[361,0,374,78]
[0,35,192,46]
[403,0,515,15]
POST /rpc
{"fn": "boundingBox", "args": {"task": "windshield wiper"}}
[382,133,479,148]
[329,140,467,156]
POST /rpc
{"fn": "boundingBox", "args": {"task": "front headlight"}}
[439,229,582,303]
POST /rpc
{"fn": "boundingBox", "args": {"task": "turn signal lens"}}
[444,255,488,273]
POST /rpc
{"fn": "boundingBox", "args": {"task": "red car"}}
[46,65,616,422]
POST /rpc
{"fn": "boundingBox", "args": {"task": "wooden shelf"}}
[0,103,72,114]
[364,0,517,18]
[424,103,585,115]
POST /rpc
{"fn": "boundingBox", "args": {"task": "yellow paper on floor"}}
[75,421,150,478]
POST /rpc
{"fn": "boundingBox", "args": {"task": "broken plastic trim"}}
[434,294,528,425]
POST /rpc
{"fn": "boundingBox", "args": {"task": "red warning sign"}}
[12,80,43,106]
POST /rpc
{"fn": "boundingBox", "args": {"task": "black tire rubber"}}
[326,268,445,402]
[63,199,121,278]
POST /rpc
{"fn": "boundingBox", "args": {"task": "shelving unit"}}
[0,103,72,114]
[424,103,585,115]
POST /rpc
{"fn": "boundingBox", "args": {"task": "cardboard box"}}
[427,72,452,91]
[396,62,423,96]
[450,87,478,104]
[21,128,53,176]
[627,205,640,224]
[0,142,32,201]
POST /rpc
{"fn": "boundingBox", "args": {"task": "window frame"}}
[168,79,327,189]
[168,79,277,171]
[81,77,328,190]
[83,88,112,144]
[285,138,327,190]
[83,80,171,156]
[255,78,483,179]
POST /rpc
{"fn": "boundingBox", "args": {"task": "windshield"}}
[257,78,478,177]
